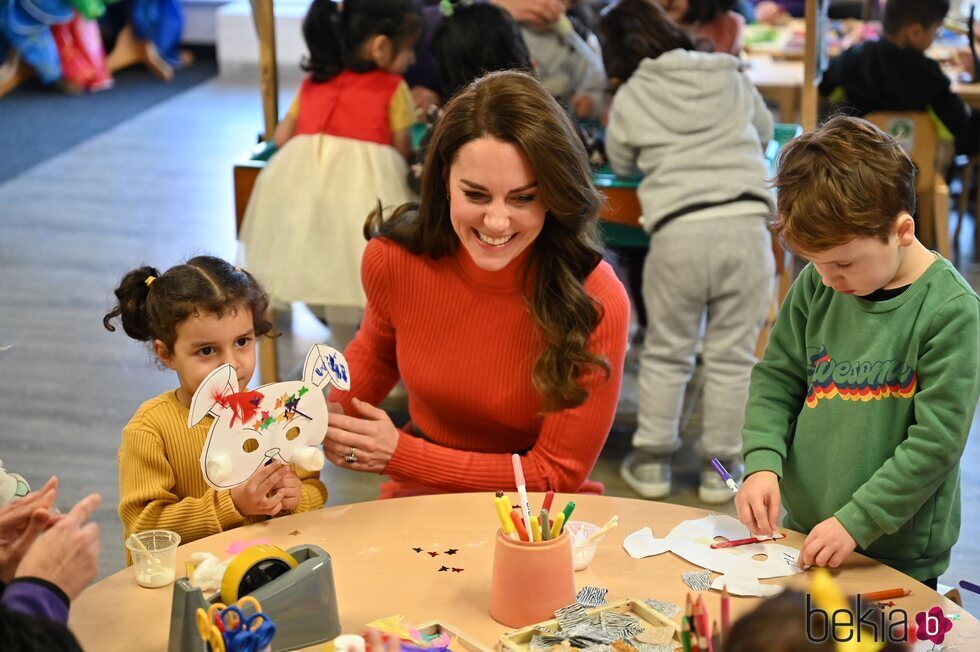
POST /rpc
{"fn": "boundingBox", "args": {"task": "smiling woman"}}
[322,71,631,498]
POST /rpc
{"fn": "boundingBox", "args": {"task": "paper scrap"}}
[226,538,271,554]
[642,598,681,619]
[682,570,712,592]
[576,586,609,607]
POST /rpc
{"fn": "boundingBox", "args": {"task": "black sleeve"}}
[818,54,844,97]
[924,59,970,137]
[0,607,83,652]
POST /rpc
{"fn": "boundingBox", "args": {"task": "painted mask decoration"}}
[623,514,804,597]
[189,344,350,489]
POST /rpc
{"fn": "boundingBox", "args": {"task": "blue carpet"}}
[0,56,217,184]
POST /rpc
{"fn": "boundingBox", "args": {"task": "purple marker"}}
[710,458,740,495]
[961,580,980,595]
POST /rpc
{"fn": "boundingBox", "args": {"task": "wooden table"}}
[68,493,979,651]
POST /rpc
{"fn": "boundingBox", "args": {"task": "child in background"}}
[104,257,327,558]
[659,0,746,55]
[819,0,971,160]
[521,1,607,120]
[601,0,775,503]
[240,0,422,351]
[737,117,979,586]
[407,1,533,193]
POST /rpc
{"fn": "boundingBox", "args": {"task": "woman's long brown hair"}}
[365,71,610,411]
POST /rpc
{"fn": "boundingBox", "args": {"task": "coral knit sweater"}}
[329,237,630,498]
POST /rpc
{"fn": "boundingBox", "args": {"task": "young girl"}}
[600,0,774,504]
[407,1,532,193]
[658,0,745,55]
[240,0,422,351]
[104,256,327,556]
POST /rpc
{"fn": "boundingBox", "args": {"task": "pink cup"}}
[489,529,576,628]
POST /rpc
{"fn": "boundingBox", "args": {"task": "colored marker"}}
[961,580,980,595]
[511,454,534,540]
[710,533,786,549]
[494,496,518,540]
[550,512,566,539]
[529,515,542,542]
[560,500,576,527]
[859,588,911,602]
[540,509,551,540]
[709,458,740,495]
[509,509,530,542]
[542,489,555,513]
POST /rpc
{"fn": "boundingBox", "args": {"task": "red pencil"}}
[696,595,712,652]
[721,585,731,640]
[710,533,785,549]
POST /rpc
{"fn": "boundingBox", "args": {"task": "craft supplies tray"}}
[497,599,680,652]
[416,621,494,652]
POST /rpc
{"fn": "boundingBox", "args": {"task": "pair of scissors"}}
[217,598,276,652]
[196,607,226,652]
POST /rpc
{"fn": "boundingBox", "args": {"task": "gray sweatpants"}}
[633,215,775,459]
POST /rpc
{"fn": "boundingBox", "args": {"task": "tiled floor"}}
[0,75,978,618]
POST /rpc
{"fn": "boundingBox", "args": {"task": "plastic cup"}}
[489,529,576,628]
[564,520,603,571]
[126,530,180,588]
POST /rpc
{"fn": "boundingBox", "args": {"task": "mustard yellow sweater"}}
[118,390,327,558]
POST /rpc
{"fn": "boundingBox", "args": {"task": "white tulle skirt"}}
[240,133,415,307]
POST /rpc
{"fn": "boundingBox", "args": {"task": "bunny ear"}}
[187,364,239,426]
[303,344,351,391]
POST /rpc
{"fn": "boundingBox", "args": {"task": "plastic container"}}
[564,521,603,571]
[489,529,576,628]
[126,529,180,588]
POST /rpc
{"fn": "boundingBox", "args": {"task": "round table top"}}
[69,493,979,651]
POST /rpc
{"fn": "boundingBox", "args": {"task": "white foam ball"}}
[291,446,325,471]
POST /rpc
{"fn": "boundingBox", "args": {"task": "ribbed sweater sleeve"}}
[331,238,630,494]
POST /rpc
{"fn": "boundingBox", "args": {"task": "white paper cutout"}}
[189,344,351,489]
[622,515,803,597]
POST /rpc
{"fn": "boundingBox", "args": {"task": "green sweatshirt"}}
[743,257,980,580]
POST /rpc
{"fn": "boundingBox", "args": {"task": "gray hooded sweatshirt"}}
[606,49,774,234]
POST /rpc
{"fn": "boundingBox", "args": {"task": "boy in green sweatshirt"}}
[736,116,980,586]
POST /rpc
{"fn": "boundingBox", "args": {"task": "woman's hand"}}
[734,470,781,538]
[15,493,101,601]
[323,398,399,473]
[0,477,59,582]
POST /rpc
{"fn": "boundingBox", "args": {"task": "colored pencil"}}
[721,585,731,640]
[681,617,692,652]
[709,533,786,549]
[696,595,712,652]
[859,588,911,602]
[711,620,720,651]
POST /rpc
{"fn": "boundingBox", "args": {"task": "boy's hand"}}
[735,471,781,537]
[799,517,856,569]
[277,469,302,512]
[230,461,288,517]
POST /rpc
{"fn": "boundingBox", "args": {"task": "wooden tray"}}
[416,620,495,652]
[497,599,680,652]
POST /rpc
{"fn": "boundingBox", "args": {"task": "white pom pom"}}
[291,446,325,472]
[206,453,233,483]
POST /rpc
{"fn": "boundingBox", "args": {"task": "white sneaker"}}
[620,449,672,499]
[698,458,742,504]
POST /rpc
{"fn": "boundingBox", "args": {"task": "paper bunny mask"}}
[189,344,350,489]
